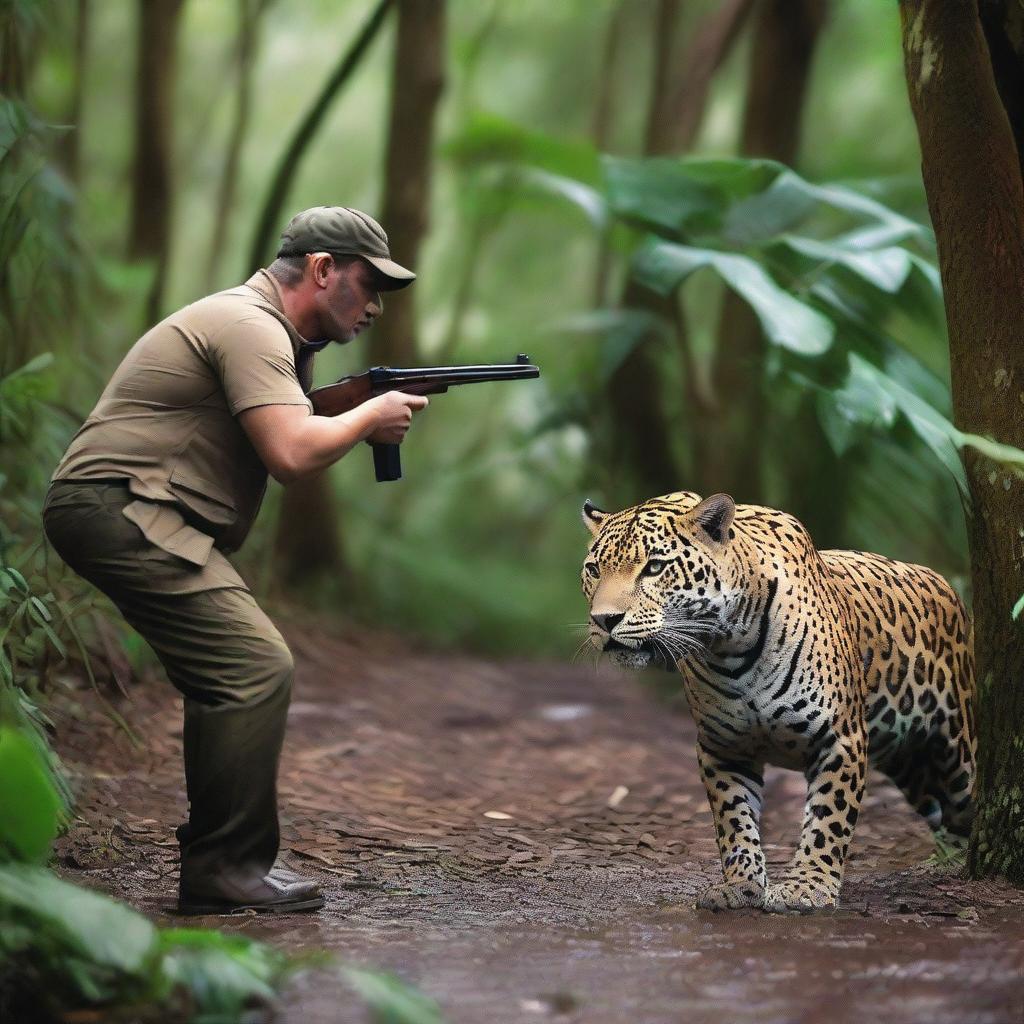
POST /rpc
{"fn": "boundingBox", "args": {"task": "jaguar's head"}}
[580,491,741,671]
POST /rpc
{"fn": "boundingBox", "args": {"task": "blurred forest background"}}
[7,0,1024,1017]
[2,0,968,665]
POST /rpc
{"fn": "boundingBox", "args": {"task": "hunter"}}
[43,208,427,914]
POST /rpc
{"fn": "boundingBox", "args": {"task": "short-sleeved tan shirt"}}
[52,271,316,590]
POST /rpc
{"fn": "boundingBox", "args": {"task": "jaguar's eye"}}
[585,562,600,580]
[642,559,667,577]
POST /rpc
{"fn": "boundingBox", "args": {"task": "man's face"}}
[315,257,384,343]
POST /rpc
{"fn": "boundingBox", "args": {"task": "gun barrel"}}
[369,362,539,392]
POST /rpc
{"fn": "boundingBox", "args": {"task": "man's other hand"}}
[364,391,429,445]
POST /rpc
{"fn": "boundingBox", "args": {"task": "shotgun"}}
[307,354,541,481]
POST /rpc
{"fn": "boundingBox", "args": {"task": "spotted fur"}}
[581,491,975,914]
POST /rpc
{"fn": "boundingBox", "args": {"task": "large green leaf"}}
[0,863,157,973]
[723,170,928,247]
[779,235,941,299]
[552,307,673,382]
[781,237,912,293]
[158,929,289,1015]
[343,966,448,1024]
[834,221,925,251]
[723,172,818,245]
[442,112,599,183]
[831,354,969,495]
[817,358,898,457]
[0,726,61,863]
[0,352,54,381]
[632,240,834,355]
[602,156,727,235]
[668,156,783,196]
[513,167,607,228]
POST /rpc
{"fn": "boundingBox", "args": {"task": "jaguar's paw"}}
[762,880,836,915]
[697,881,765,911]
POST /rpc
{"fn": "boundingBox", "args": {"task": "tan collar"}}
[243,270,311,356]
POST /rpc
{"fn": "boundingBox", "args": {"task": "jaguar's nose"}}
[591,612,625,633]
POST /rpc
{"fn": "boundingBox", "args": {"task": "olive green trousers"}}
[42,481,292,893]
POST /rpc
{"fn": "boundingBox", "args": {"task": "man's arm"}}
[238,392,428,485]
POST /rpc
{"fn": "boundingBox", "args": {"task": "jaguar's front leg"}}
[764,730,866,914]
[695,745,767,911]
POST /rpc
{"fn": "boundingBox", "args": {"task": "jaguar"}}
[580,490,975,913]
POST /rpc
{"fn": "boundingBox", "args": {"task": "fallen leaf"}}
[607,786,629,809]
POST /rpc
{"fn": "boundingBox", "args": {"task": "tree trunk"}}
[371,0,446,366]
[900,0,1024,884]
[204,0,265,289]
[700,0,827,517]
[0,4,40,96]
[127,0,184,323]
[604,0,752,500]
[263,1,392,589]
[671,0,755,150]
[245,0,392,274]
[57,0,90,185]
[591,0,629,309]
[272,472,347,590]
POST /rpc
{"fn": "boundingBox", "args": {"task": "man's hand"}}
[365,391,429,445]
[239,393,428,485]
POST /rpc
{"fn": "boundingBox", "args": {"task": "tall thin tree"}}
[257,1,393,588]
[127,0,185,323]
[57,0,90,185]
[700,0,827,520]
[246,0,392,275]
[204,0,268,289]
[604,0,753,500]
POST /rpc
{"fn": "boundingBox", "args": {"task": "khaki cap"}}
[277,206,416,290]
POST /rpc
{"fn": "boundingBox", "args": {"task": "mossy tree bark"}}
[900,0,1024,884]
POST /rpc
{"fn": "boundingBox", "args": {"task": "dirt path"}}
[53,620,1024,1024]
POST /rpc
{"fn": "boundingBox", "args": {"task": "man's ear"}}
[309,252,335,287]
[582,498,608,538]
[692,493,736,544]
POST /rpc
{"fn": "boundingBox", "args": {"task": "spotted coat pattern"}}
[581,491,975,914]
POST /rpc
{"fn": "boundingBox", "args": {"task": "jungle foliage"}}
[2,3,1023,1013]
[5,1,974,652]
[0,720,446,1023]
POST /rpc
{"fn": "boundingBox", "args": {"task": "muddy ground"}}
[52,617,1024,1024]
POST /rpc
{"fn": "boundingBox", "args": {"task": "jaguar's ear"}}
[692,493,736,544]
[582,498,608,537]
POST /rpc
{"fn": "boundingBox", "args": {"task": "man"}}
[42,207,427,914]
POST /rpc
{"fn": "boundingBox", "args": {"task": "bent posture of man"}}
[43,207,427,914]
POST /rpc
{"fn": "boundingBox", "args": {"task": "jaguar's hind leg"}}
[881,729,974,847]
[925,727,975,839]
